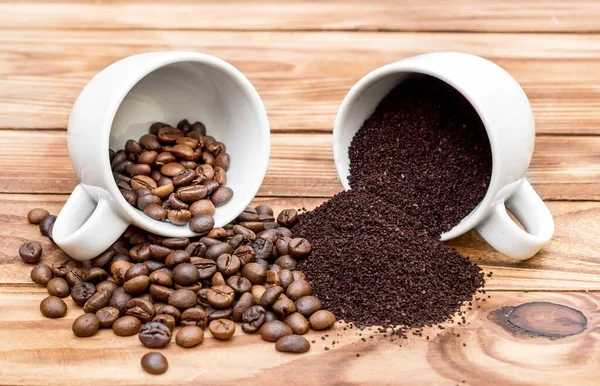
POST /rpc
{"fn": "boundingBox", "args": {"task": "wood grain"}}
[1,130,599,200]
[0,287,598,385]
[1,30,600,133]
[1,194,600,291]
[2,0,600,33]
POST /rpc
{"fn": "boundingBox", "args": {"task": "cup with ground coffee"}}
[52,52,270,260]
[333,52,553,260]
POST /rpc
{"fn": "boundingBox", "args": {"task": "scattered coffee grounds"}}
[296,76,490,332]
[111,119,232,231]
[348,76,492,235]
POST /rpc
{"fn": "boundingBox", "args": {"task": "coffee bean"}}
[40,296,67,318]
[155,151,176,166]
[234,245,256,265]
[209,319,235,340]
[155,304,181,325]
[176,185,207,203]
[236,207,259,222]
[275,255,298,270]
[137,193,161,211]
[275,335,310,353]
[137,293,155,303]
[139,321,172,348]
[203,180,220,195]
[263,311,276,323]
[170,144,195,161]
[152,183,174,199]
[172,169,196,187]
[308,310,336,330]
[124,139,142,154]
[201,237,222,248]
[201,151,215,165]
[96,280,118,295]
[189,200,215,216]
[113,315,142,336]
[175,325,204,348]
[207,227,227,239]
[288,238,312,259]
[149,270,173,287]
[232,292,254,322]
[277,227,293,238]
[176,136,199,149]
[189,214,215,235]
[207,141,225,155]
[109,291,132,316]
[166,193,189,210]
[84,288,112,313]
[71,282,96,306]
[277,209,298,227]
[226,276,252,295]
[39,215,56,239]
[160,162,185,177]
[127,163,151,177]
[72,313,100,337]
[275,237,291,256]
[283,312,310,335]
[85,268,108,283]
[180,307,207,328]
[124,263,150,281]
[141,352,168,375]
[233,225,256,241]
[191,257,217,280]
[251,285,267,304]
[295,296,323,317]
[125,298,155,323]
[27,208,50,224]
[213,166,227,185]
[30,264,53,285]
[138,150,158,165]
[206,285,235,308]
[241,305,266,333]
[168,289,196,309]
[110,260,133,285]
[158,127,184,144]
[291,270,306,281]
[216,254,241,276]
[152,314,176,332]
[265,270,281,287]
[165,209,190,226]
[114,160,133,174]
[242,263,266,285]
[162,237,190,250]
[121,189,137,205]
[279,269,294,289]
[47,277,70,298]
[123,275,150,296]
[252,239,273,261]
[206,243,234,260]
[65,268,86,287]
[214,153,230,171]
[131,175,158,191]
[211,272,226,287]
[260,320,293,342]
[259,286,284,308]
[96,306,120,328]
[142,204,166,221]
[257,229,283,242]
[165,250,190,268]
[272,296,296,318]
[286,280,312,301]
[92,249,116,269]
[172,263,200,286]
[111,150,127,168]
[149,284,175,303]
[147,245,171,261]
[210,187,233,207]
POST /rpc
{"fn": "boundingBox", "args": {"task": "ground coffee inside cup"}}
[296,76,492,331]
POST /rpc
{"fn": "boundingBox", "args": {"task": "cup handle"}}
[475,179,554,261]
[52,184,130,261]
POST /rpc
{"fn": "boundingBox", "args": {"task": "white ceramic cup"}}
[333,52,554,261]
[53,52,270,261]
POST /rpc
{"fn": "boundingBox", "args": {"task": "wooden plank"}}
[0,286,597,385]
[1,0,600,33]
[1,30,600,134]
[1,130,599,200]
[2,194,600,291]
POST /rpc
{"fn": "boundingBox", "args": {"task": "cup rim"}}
[98,51,270,236]
[333,54,500,240]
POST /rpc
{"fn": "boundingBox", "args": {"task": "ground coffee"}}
[296,76,490,331]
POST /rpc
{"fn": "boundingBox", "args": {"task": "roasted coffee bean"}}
[237,207,259,222]
[114,160,133,174]
[84,268,108,284]
[27,208,50,224]
[288,238,312,259]
[71,282,96,306]
[111,260,133,285]
[309,310,336,330]
[260,320,292,342]
[139,321,172,349]
[286,280,312,301]
[109,291,132,316]
[131,243,152,263]
[131,175,158,191]
[111,150,127,169]
[213,166,226,185]
[252,239,273,261]
[162,237,189,250]
[233,225,256,241]
[207,141,225,155]
[125,298,155,323]
[209,272,225,287]
[113,315,142,336]
[125,139,142,154]
[203,180,220,196]
[125,263,151,281]
[136,293,155,303]
[234,245,256,265]
[277,209,298,227]
[149,284,175,303]
[141,352,168,375]
[205,243,234,261]
[169,144,194,161]
[65,268,86,287]
[211,186,233,207]
[83,288,111,313]
[259,286,284,308]
[155,151,176,166]
[188,121,205,136]
[222,276,250,296]
[291,270,306,281]
[216,254,241,276]
[232,292,254,322]
[206,285,235,309]
[241,305,267,333]
[251,285,267,304]
[39,215,57,239]
[176,119,191,133]
[176,325,204,348]
[214,153,230,171]
[265,271,281,288]
[196,163,214,180]
[207,227,227,239]
[189,257,215,280]
[165,250,189,268]
[284,313,310,335]
[138,150,158,165]
[149,244,172,261]
[181,307,208,328]
[147,271,172,289]
[19,241,42,264]
[254,204,273,216]
[209,319,235,340]
[121,189,137,205]
[155,304,181,325]
[202,135,216,147]
[166,209,191,226]
[275,255,298,270]
[153,314,176,332]
[149,122,169,135]
[166,193,189,210]
[172,169,196,187]
[40,296,67,318]
[160,162,185,177]
[238,222,264,233]
[189,214,215,235]
[262,311,275,323]
[201,151,215,165]
[226,235,244,250]
[172,263,200,286]
[176,136,199,149]
[158,126,184,144]
[272,296,296,318]
[137,193,161,211]
[206,307,232,323]
[152,183,174,200]
[200,237,221,248]
[168,289,196,309]
[96,307,120,328]
[254,258,270,272]
[277,227,293,238]
[257,229,283,242]
[95,280,118,295]
[189,200,215,217]
[295,296,323,317]
[276,335,310,353]
[47,277,70,298]
[176,185,207,203]
[242,262,266,285]
[279,269,294,289]
[275,237,291,256]
[123,275,150,296]
[71,313,100,338]
[92,249,115,269]
[127,163,151,177]
[31,264,53,285]
[258,214,275,223]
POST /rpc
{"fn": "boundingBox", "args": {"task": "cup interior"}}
[110,59,269,236]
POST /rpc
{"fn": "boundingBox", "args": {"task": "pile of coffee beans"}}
[22,204,335,375]
[111,119,232,231]
[295,76,491,333]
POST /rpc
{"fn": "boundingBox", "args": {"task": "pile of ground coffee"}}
[296,76,490,330]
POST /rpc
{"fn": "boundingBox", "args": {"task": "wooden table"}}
[1,1,600,384]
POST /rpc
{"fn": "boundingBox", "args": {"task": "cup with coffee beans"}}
[52,52,270,261]
[333,52,554,260]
